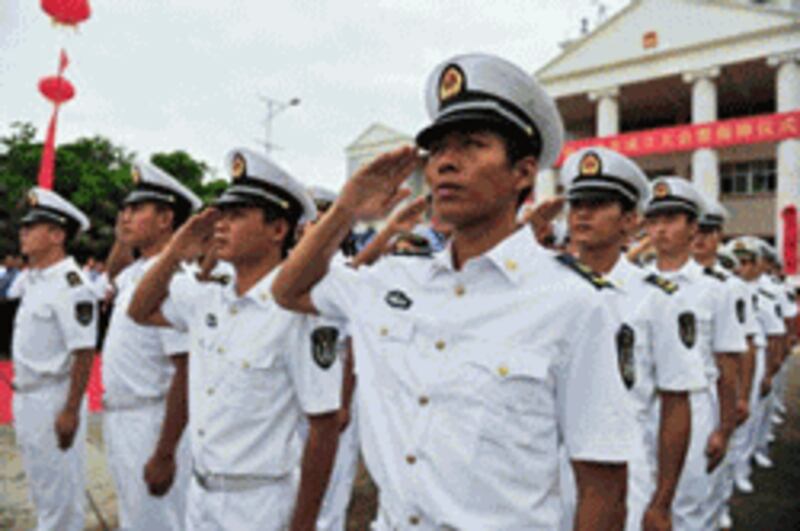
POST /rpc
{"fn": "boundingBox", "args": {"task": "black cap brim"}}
[416,111,524,150]
[20,210,69,228]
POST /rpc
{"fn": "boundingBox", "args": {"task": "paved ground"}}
[2,354,799,530]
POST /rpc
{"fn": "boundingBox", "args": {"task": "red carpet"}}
[0,356,104,425]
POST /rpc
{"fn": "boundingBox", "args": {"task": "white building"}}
[536,0,800,271]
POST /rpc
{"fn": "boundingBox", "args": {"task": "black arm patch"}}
[555,253,614,290]
[65,271,83,287]
[703,267,726,282]
[644,273,678,295]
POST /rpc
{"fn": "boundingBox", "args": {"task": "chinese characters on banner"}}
[782,206,798,275]
[555,109,800,166]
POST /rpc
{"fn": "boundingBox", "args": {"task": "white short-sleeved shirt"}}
[714,266,760,341]
[12,257,98,387]
[651,260,747,383]
[606,257,707,424]
[162,266,341,477]
[752,276,787,337]
[762,275,798,320]
[309,226,632,529]
[777,277,799,319]
[102,257,189,401]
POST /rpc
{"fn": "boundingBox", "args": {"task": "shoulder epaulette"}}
[555,253,614,290]
[644,273,678,295]
[703,267,727,282]
[65,270,83,287]
[758,288,775,300]
[390,249,433,258]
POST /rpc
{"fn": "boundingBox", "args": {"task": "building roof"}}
[345,122,412,153]
[536,0,800,98]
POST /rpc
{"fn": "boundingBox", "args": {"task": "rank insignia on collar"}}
[644,273,677,295]
[616,324,635,390]
[555,253,613,290]
[75,301,94,326]
[66,271,83,287]
[311,326,339,370]
[736,298,746,324]
[385,289,413,310]
[206,313,218,328]
[703,267,726,282]
[678,311,696,349]
[579,152,602,177]
[438,65,465,104]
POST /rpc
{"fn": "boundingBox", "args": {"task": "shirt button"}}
[207,388,215,396]
[230,306,238,316]
[454,284,465,297]
[242,361,251,369]
[217,347,225,354]
[505,259,518,272]
[498,365,509,377]
[406,454,417,465]
[418,396,429,406]
[409,516,420,526]
[434,340,446,351]
[379,327,388,336]
[198,429,205,437]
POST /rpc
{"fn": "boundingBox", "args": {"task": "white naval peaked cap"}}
[21,187,90,234]
[726,236,762,259]
[308,185,338,207]
[126,160,203,212]
[644,176,705,218]
[697,193,730,228]
[416,52,565,169]
[717,246,740,271]
[756,238,778,261]
[561,147,649,208]
[215,148,317,225]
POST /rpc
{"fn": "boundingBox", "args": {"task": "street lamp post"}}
[260,96,301,154]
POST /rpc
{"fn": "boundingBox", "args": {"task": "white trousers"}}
[12,380,87,531]
[185,472,297,531]
[103,402,190,530]
[316,404,360,531]
[672,389,717,531]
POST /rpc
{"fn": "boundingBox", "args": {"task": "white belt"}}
[192,468,288,493]
[13,372,69,393]
[103,394,165,412]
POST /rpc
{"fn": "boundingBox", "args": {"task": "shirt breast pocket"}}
[222,353,284,412]
[365,315,414,390]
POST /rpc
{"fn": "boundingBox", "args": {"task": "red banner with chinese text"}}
[556,110,800,166]
[782,205,798,275]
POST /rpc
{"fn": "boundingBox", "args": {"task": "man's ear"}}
[512,155,539,195]
[48,224,67,247]
[621,210,640,238]
[156,207,175,232]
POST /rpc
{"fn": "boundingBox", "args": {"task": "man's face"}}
[19,222,62,257]
[736,255,759,281]
[213,206,286,263]
[691,226,721,262]
[645,211,697,256]
[119,202,172,248]
[567,197,634,251]
[424,129,533,228]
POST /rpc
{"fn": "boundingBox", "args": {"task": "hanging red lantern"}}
[38,76,76,105]
[41,0,91,27]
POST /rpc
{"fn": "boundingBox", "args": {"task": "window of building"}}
[720,159,776,195]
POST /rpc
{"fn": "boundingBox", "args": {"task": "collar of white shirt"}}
[426,224,539,284]
[27,256,76,283]
[654,257,702,282]
[220,264,280,308]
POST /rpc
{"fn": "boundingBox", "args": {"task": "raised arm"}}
[128,208,220,326]
[351,196,427,268]
[272,146,419,314]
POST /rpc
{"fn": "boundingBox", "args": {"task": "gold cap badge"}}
[579,152,602,177]
[653,181,670,199]
[439,65,465,103]
[231,152,246,180]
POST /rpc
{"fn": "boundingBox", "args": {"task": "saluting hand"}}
[167,208,221,262]
[338,146,421,221]
[54,409,79,450]
[387,196,428,234]
[144,452,177,497]
[519,196,565,245]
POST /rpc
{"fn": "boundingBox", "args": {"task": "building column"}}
[588,87,619,137]
[768,52,800,258]
[683,67,720,199]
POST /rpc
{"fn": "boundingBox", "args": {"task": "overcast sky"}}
[0,0,629,190]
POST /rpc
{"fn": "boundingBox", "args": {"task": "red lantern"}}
[41,0,91,27]
[38,76,75,105]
